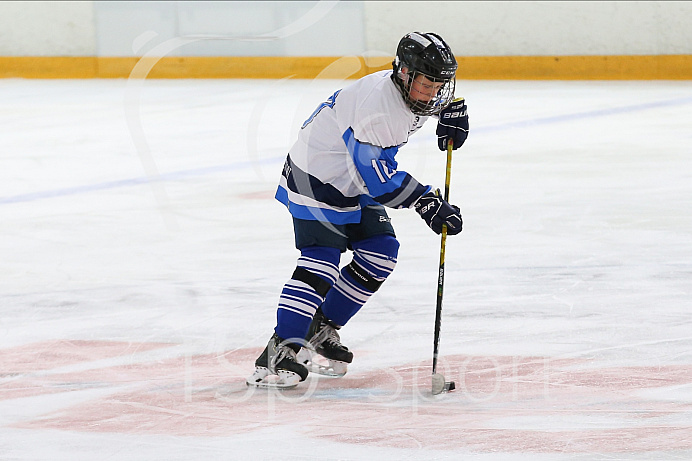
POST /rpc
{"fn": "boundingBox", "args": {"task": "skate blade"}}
[297,348,347,377]
[246,367,302,389]
[305,361,347,377]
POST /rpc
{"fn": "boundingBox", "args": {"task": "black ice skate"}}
[297,307,353,377]
[246,333,309,389]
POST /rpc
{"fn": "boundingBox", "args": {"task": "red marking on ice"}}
[236,190,275,200]
[12,347,692,454]
[0,340,173,400]
[0,340,171,373]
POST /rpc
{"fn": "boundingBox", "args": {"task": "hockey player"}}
[247,32,470,388]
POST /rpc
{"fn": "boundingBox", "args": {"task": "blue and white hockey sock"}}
[321,234,399,327]
[275,246,341,342]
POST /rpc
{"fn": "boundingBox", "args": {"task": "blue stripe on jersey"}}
[342,128,430,209]
[282,155,360,209]
[374,174,429,209]
[275,185,362,224]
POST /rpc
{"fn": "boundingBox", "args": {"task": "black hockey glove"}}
[437,98,469,151]
[414,189,462,235]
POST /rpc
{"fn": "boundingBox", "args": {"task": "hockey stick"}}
[432,138,456,395]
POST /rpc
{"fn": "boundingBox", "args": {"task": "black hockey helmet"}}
[392,32,457,116]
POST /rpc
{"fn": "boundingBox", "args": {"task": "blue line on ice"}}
[2,95,691,206]
[475,95,692,134]
[1,157,284,205]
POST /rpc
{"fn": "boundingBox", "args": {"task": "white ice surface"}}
[1,78,691,460]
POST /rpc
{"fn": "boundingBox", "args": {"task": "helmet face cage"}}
[392,32,458,116]
[396,65,456,116]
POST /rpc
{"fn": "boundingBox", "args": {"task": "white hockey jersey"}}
[275,70,432,225]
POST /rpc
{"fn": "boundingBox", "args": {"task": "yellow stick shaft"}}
[433,138,453,374]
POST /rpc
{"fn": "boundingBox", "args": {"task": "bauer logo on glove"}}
[437,97,469,151]
[414,189,463,235]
